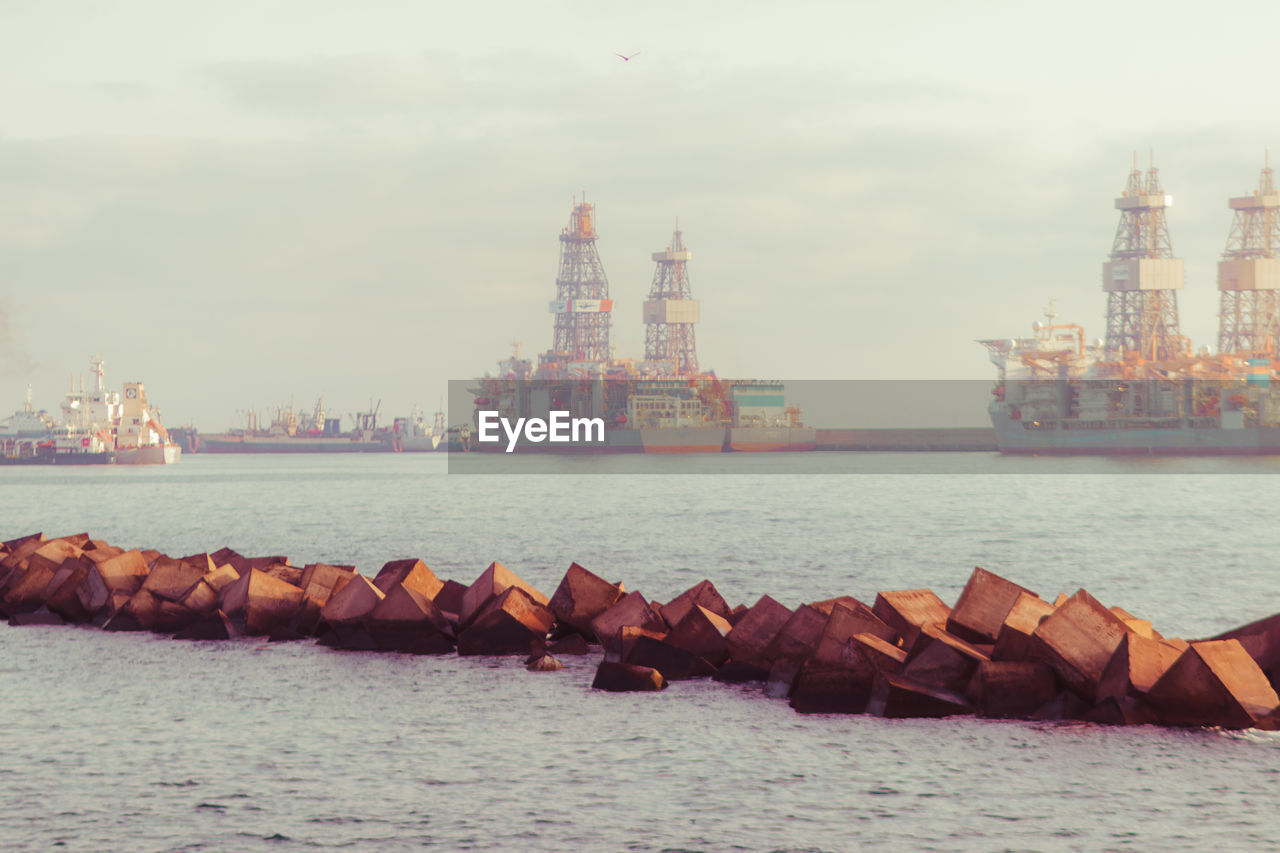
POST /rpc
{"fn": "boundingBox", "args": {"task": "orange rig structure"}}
[470,199,815,453]
[982,156,1280,453]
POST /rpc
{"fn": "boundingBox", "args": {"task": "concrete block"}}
[660,579,732,628]
[365,584,455,654]
[458,561,549,628]
[43,557,94,622]
[548,562,625,638]
[373,558,443,600]
[319,574,385,625]
[903,623,990,693]
[872,589,951,651]
[712,660,772,683]
[1082,696,1159,726]
[142,556,208,603]
[173,610,239,641]
[1029,690,1091,721]
[1097,633,1183,702]
[603,626,667,663]
[591,661,666,692]
[665,605,733,666]
[968,660,1056,718]
[991,592,1057,661]
[1146,639,1280,729]
[456,587,553,656]
[1207,611,1280,689]
[789,640,878,714]
[725,594,793,670]
[526,653,563,672]
[851,632,908,674]
[625,634,716,680]
[1029,589,1131,703]
[547,634,591,656]
[220,568,305,636]
[434,579,468,620]
[9,609,65,627]
[947,567,1038,644]
[762,604,828,668]
[590,591,662,644]
[867,674,973,718]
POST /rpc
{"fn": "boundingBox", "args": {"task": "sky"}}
[3,1,1280,429]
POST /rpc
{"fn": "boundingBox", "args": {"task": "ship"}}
[0,387,57,464]
[389,407,445,452]
[981,312,1275,454]
[981,158,1280,455]
[200,400,393,454]
[466,203,815,454]
[2,358,180,465]
[469,366,811,454]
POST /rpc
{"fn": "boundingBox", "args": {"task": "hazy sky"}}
[3,1,1279,429]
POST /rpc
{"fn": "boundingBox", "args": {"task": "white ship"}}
[390,407,445,451]
[51,357,181,465]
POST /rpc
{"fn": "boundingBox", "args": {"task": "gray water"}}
[2,453,1279,851]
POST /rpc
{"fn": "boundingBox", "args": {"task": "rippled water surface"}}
[2,453,1280,851]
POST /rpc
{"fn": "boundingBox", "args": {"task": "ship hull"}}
[200,436,393,454]
[116,445,182,465]
[992,409,1280,454]
[50,452,116,465]
[395,435,441,452]
[471,428,644,453]
[727,426,817,452]
[639,426,727,454]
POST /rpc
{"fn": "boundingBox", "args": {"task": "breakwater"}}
[3,530,1277,730]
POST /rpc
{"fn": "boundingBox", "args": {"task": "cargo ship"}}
[201,400,393,454]
[981,159,1280,455]
[2,358,180,465]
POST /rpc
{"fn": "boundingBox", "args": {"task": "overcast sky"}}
[3,1,1279,429]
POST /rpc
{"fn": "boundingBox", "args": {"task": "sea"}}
[2,452,1279,852]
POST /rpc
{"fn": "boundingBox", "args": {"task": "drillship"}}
[982,158,1280,454]
[469,200,815,453]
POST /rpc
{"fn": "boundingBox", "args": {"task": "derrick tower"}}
[1102,161,1185,361]
[643,224,700,376]
[549,199,613,366]
[1217,157,1280,356]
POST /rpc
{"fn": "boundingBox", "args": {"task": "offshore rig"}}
[983,156,1280,453]
[471,199,813,452]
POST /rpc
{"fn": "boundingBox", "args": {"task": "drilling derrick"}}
[1102,162,1186,361]
[1218,158,1280,356]
[547,200,613,370]
[643,225,700,376]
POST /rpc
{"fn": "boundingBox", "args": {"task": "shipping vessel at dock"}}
[1,358,180,465]
[982,158,1280,454]
[468,201,814,453]
[200,400,393,454]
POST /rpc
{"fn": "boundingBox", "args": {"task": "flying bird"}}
[615,52,641,62]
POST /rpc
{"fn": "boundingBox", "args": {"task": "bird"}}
[615,52,640,61]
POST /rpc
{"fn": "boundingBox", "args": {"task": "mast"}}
[1217,155,1280,356]
[1102,158,1185,361]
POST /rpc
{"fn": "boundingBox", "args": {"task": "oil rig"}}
[474,199,812,452]
[982,155,1280,453]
